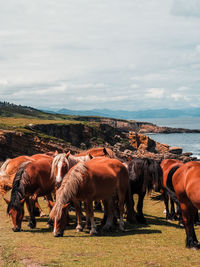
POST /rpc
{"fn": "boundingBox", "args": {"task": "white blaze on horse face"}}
[56,160,63,184]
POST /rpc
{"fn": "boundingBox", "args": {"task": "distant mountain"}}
[56,108,200,120]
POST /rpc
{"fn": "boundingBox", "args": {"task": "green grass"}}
[1,196,200,267]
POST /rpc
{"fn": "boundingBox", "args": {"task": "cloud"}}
[145,88,165,99]
[0,0,200,111]
[171,0,200,17]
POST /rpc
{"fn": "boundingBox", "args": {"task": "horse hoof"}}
[28,223,36,229]
[90,230,97,236]
[40,212,46,217]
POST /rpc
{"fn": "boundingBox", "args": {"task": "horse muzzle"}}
[54,231,63,237]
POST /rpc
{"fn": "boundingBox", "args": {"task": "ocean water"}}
[137,117,200,159]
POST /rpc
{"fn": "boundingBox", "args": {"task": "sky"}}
[0,0,200,111]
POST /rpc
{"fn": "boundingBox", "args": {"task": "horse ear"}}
[88,153,93,159]
[47,200,54,208]
[62,203,70,209]
[20,198,25,204]
[65,151,71,158]
[3,198,10,205]
[54,150,58,156]
[103,147,108,155]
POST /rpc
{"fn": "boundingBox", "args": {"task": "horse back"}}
[161,159,183,188]
[79,158,128,200]
[173,161,200,205]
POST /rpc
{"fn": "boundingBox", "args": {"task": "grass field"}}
[1,195,200,267]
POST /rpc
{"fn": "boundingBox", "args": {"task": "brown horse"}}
[161,159,183,221]
[6,152,89,231]
[169,161,200,249]
[75,147,116,158]
[49,157,129,237]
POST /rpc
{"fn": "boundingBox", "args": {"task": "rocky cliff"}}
[0,122,197,163]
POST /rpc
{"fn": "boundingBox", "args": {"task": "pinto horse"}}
[169,161,200,249]
[126,158,162,224]
[6,152,90,231]
[49,157,129,237]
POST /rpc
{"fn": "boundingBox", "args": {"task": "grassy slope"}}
[0,195,200,267]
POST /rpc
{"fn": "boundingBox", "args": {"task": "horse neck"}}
[68,154,84,168]
[50,162,87,220]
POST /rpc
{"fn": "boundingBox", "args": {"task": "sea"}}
[136,117,200,159]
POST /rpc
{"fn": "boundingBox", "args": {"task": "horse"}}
[168,161,200,249]
[49,157,129,237]
[160,159,183,221]
[75,147,116,158]
[6,152,91,231]
[126,157,163,224]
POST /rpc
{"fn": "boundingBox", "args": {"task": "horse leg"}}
[73,199,83,232]
[181,203,200,249]
[85,200,97,235]
[163,190,171,220]
[25,197,36,229]
[118,190,127,231]
[136,192,147,224]
[170,198,178,220]
[194,210,200,226]
[102,197,114,232]
[126,183,137,224]
[34,198,46,217]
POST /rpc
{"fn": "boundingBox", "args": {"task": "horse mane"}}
[0,159,11,180]
[7,161,30,213]
[50,162,88,220]
[128,158,162,193]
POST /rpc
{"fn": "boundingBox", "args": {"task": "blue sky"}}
[0,0,200,111]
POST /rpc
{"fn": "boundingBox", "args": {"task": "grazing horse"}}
[161,159,183,221]
[169,161,200,249]
[49,157,129,237]
[126,158,162,224]
[6,152,89,231]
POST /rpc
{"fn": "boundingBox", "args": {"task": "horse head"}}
[51,152,71,188]
[5,197,25,232]
[49,202,70,237]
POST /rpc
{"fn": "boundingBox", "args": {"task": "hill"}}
[56,107,200,119]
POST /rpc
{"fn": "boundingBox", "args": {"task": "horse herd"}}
[0,147,200,249]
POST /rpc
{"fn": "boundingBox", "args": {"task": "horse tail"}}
[7,161,30,213]
[165,166,180,205]
[49,162,88,220]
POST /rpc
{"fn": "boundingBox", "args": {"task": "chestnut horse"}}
[75,147,116,158]
[161,159,183,221]
[169,161,200,249]
[0,152,58,217]
[126,158,162,224]
[49,157,129,237]
[6,152,90,231]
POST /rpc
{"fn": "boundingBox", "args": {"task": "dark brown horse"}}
[6,152,87,231]
[169,161,200,249]
[49,157,129,237]
[126,158,162,224]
